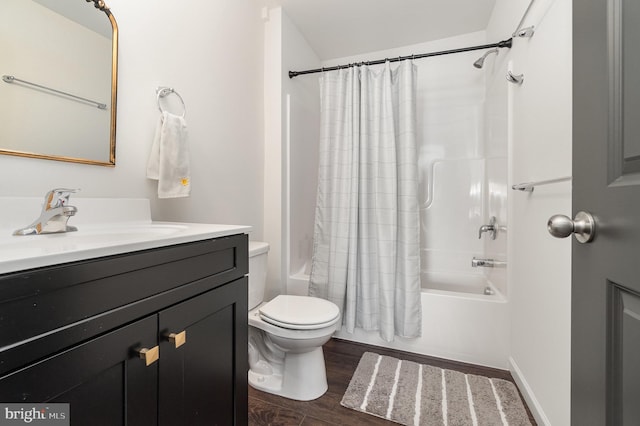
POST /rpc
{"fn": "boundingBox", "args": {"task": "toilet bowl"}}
[247,242,340,401]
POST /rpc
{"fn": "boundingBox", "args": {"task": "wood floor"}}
[248,338,537,425]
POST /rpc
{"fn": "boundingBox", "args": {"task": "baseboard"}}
[508,357,551,426]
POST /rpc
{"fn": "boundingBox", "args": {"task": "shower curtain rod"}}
[288,38,513,78]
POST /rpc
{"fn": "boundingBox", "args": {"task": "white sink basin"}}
[0,197,251,275]
[67,223,190,241]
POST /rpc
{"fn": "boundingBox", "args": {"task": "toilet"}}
[247,241,340,401]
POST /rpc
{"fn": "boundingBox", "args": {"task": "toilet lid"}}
[259,295,340,329]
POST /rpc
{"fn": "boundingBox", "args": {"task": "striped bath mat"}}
[341,352,532,426]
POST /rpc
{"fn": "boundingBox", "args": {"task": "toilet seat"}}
[259,295,340,330]
[259,314,339,330]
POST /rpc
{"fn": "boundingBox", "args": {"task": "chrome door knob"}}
[547,211,596,243]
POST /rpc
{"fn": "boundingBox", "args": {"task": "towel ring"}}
[156,87,186,118]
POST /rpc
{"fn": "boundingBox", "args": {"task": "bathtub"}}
[287,270,509,369]
[421,270,498,295]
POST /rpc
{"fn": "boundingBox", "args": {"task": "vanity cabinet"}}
[0,315,159,425]
[0,234,248,425]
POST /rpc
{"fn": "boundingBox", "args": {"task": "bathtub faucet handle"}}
[478,216,498,240]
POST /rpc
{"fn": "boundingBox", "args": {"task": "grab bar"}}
[512,176,572,192]
[2,75,107,110]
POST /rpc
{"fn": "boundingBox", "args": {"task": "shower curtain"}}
[309,60,421,342]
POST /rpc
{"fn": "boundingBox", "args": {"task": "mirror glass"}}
[0,0,117,166]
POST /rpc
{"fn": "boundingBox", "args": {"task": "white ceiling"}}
[265,0,497,60]
[32,0,112,38]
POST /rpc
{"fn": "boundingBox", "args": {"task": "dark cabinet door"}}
[159,278,248,426]
[0,315,158,426]
[573,0,640,424]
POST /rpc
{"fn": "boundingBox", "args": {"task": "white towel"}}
[146,111,191,198]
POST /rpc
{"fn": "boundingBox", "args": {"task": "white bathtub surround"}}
[421,158,499,292]
[309,61,422,342]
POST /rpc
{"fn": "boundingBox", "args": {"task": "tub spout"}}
[471,257,506,268]
[472,257,490,267]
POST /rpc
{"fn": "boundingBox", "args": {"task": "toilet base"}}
[248,346,328,401]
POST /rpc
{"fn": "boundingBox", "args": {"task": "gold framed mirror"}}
[0,0,118,166]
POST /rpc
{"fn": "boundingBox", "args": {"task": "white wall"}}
[263,8,284,300]
[286,80,320,280]
[263,7,321,300]
[486,1,572,425]
[0,0,265,239]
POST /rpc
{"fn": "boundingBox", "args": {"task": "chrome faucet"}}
[478,216,497,240]
[13,189,79,235]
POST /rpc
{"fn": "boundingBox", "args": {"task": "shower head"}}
[473,48,499,69]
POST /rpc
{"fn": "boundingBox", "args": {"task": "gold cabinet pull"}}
[137,346,160,366]
[167,331,187,348]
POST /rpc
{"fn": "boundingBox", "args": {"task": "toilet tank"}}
[248,241,270,310]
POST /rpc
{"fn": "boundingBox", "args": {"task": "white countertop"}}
[0,197,251,275]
